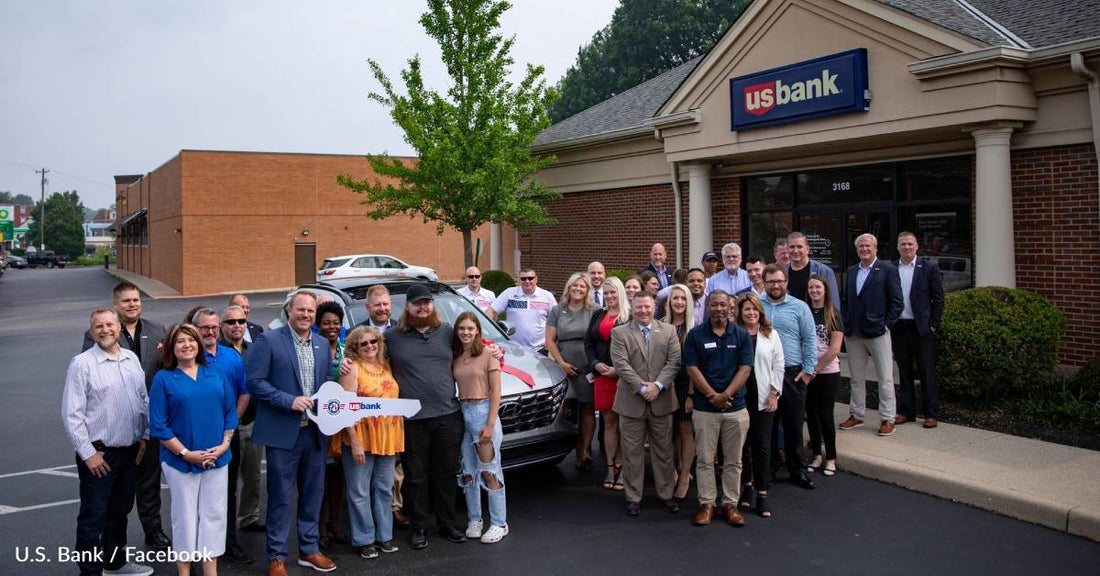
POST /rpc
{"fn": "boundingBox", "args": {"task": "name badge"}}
[704,342,718,350]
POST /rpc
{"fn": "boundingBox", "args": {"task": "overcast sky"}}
[0,1,619,210]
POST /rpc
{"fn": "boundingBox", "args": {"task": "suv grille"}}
[499,379,568,433]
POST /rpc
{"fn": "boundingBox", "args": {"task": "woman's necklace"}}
[360,360,384,376]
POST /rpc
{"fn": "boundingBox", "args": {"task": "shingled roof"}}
[536,0,1100,148]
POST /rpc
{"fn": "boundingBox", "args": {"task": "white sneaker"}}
[465,520,483,539]
[480,524,509,544]
[104,564,154,576]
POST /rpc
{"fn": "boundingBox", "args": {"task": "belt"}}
[92,440,140,451]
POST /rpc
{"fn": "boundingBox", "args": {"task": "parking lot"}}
[0,267,1097,575]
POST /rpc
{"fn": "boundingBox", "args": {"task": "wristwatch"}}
[178,448,189,458]
[770,387,780,398]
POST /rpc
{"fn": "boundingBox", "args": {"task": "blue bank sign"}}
[730,48,870,131]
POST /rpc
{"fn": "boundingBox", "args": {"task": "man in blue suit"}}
[839,233,904,437]
[892,232,945,429]
[246,291,336,576]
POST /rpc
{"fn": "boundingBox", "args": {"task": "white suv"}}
[317,254,438,283]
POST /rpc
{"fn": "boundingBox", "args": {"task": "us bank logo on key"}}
[730,48,869,131]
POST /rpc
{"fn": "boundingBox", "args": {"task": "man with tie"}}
[587,261,607,308]
[610,293,682,516]
[839,234,904,437]
[246,291,336,576]
[892,232,945,429]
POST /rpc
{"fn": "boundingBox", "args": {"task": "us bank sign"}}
[730,48,870,131]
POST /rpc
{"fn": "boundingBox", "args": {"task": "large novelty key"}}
[307,381,422,436]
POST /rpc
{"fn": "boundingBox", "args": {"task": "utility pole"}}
[35,168,48,250]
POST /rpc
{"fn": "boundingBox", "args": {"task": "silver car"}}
[271,279,578,470]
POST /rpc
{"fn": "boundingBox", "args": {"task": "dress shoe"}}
[838,416,864,430]
[895,415,911,424]
[393,508,411,529]
[144,530,171,551]
[693,504,716,526]
[242,520,266,532]
[660,498,680,513]
[923,418,939,429]
[792,471,816,490]
[722,505,746,527]
[268,559,288,576]
[410,529,428,550]
[298,552,336,572]
[878,420,896,436]
[439,526,468,543]
[225,543,254,564]
[625,501,641,516]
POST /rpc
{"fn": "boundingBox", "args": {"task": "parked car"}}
[26,251,69,269]
[316,254,438,283]
[270,279,577,470]
[5,255,27,269]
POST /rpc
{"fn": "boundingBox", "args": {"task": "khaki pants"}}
[847,332,897,421]
[693,409,750,507]
[618,409,675,503]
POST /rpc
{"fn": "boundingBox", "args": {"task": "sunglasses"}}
[222,318,247,325]
[519,276,536,281]
[467,274,481,279]
[358,339,380,348]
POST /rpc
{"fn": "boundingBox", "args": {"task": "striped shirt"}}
[61,345,149,460]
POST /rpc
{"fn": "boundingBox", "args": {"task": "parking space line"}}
[0,499,82,516]
[38,470,80,478]
[0,464,77,479]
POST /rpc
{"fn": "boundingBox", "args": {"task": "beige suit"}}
[610,320,681,503]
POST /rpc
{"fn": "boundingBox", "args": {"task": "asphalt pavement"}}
[1,267,1098,575]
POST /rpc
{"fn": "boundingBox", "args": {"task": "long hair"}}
[602,277,631,321]
[451,311,485,357]
[735,293,773,338]
[559,272,593,309]
[344,325,389,367]
[162,323,208,370]
[662,283,695,344]
[809,273,841,334]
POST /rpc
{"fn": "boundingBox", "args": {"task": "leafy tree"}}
[0,191,35,205]
[27,190,85,257]
[339,0,560,267]
[550,0,748,123]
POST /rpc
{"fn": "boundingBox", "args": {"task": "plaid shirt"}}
[292,330,315,423]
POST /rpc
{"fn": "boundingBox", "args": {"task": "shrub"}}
[1071,356,1100,403]
[480,270,515,296]
[606,269,636,284]
[935,287,1064,400]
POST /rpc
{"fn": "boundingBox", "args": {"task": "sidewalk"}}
[104,267,181,298]
[831,403,1100,541]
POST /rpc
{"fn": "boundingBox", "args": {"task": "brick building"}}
[113,150,518,296]
[527,0,1100,364]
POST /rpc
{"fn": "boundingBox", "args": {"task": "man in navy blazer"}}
[892,232,945,429]
[639,242,673,289]
[246,290,336,575]
[839,233,904,437]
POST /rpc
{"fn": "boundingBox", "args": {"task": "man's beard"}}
[406,311,440,330]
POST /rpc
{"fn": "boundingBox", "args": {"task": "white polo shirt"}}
[491,286,557,350]
[456,285,496,312]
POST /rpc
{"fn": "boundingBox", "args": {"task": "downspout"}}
[656,127,684,269]
[1070,52,1100,230]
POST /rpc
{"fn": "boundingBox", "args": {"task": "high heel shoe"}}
[602,465,617,490]
[612,463,624,491]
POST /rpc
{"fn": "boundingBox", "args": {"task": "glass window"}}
[378,257,405,269]
[796,212,843,270]
[352,257,375,269]
[897,204,973,292]
[321,258,352,270]
[900,157,971,202]
[745,174,794,210]
[797,164,893,205]
[745,212,792,260]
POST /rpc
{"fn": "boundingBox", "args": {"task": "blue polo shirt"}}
[204,343,248,397]
[149,365,238,473]
[682,322,753,412]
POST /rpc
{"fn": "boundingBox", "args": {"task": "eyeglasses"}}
[467,275,481,279]
[198,325,220,333]
[519,276,536,281]
[222,319,247,325]
[358,339,379,348]
[764,280,785,286]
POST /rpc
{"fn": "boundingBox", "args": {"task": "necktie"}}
[641,326,650,349]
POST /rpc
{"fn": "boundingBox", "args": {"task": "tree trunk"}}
[462,229,473,269]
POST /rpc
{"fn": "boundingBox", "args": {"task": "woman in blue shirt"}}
[149,323,237,576]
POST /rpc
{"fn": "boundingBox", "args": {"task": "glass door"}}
[797,209,892,299]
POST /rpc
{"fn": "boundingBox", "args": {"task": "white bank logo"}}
[743,69,841,116]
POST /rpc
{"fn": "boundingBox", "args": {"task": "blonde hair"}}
[602,277,631,320]
[662,283,695,343]
[344,325,389,367]
[559,272,593,309]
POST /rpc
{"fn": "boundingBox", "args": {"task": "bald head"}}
[465,266,482,290]
[587,261,606,288]
[650,243,667,268]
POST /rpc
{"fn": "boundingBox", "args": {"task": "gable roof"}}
[536,0,1100,149]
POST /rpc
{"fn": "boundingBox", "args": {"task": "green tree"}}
[550,0,748,123]
[0,191,35,205]
[27,190,85,257]
[339,0,560,267]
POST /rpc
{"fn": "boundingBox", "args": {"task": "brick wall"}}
[1012,143,1100,365]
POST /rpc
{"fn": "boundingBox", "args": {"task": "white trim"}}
[952,0,1032,49]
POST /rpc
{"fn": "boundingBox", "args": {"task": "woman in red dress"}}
[584,277,631,491]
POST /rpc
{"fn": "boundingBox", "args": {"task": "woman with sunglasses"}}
[337,326,403,559]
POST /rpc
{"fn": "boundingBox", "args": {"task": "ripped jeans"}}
[458,399,507,527]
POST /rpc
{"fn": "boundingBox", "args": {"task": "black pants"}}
[741,406,775,491]
[75,444,140,576]
[806,371,840,460]
[225,432,242,548]
[135,436,164,537]
[771,366,807,475]
[402,411,463,532]
[892,320,939,419]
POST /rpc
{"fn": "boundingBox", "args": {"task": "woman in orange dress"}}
[335,326,404,559]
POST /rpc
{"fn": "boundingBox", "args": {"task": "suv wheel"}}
[46,261,54,268]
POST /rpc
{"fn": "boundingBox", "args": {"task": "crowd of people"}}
[61,229,944,575]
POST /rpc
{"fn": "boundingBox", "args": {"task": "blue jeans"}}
[458,400,506,527]
[74,444,140,575]
[341,445,396,545]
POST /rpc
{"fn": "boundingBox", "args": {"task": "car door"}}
[349,256,380,280]
[375,256,407,278]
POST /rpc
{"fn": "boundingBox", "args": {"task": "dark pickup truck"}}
[26,250,70,268]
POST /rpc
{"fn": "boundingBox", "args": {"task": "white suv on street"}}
[317,254,438,283]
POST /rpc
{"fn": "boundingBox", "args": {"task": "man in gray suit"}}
[610,292,682,516]
[81,281,170,551]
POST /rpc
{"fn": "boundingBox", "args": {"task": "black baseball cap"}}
[406,284,433,302]
[702,251,720,262]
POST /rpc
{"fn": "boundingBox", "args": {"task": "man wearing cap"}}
[456,266,496,313]
[701,251,721,279]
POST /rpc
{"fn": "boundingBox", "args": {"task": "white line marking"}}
[0,505,20,514]
[38,470,80,478]
[0,464,77,479]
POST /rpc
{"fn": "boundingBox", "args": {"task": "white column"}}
[687,163,713,267]
[490,222,502,270]
[972,126,1016,288]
